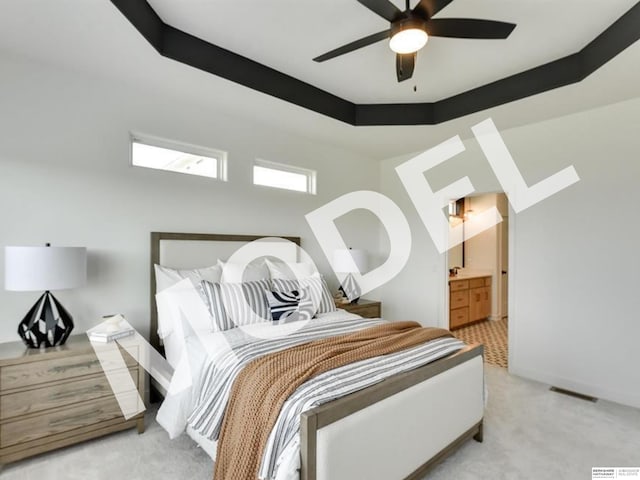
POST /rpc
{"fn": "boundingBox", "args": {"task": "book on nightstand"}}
[88,314,135,343]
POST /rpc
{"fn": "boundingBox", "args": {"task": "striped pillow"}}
[271,275,337,316]
[266,288,315,324]
[200,279,272,331]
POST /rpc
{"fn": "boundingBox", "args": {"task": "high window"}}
[253,159,316,194]
[131,134,227,180]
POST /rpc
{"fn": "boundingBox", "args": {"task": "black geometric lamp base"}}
[18,291,74,348]
[339,273,362,304]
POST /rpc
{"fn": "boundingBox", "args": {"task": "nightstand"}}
[336,299,382,318]
[0,335,145,467]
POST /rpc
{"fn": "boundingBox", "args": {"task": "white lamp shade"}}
[332,249,367,273]
[5,246,87,291]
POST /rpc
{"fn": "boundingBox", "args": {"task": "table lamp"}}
[333,248,367,304]
[4,244,87,348]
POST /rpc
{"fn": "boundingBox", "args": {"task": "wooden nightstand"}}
[336,299,382,318]
[0,335,145,467]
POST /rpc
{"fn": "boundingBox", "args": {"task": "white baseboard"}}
[509,364,640,409]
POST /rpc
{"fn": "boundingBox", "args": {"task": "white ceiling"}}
[0,0,639,160]
[148,0,637,103]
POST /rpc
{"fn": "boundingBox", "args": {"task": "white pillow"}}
[218,259,270,283]
[265,259,316,280]
[155,278,212,368]
[155,263,223,292]
[154,263,222,367]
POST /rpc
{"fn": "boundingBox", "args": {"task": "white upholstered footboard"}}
[301,345,484,480]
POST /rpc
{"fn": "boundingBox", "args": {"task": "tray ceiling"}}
[146,0,637,103]
[1,0,639,158]
[111,0,640,125]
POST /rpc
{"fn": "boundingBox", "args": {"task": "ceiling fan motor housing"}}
[390,14,428,38]
[313,0,517,82]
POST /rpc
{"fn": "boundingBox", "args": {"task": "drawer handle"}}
[52,383,109,401]
[51,359,101,374]
[50,410,96,427]
[49,407,113,428]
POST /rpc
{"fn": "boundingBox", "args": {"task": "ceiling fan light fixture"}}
[389,18,428,54]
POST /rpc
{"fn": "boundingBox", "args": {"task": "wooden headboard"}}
[149,232,301,353]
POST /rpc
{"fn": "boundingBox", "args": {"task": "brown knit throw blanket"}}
[213,321,452,480]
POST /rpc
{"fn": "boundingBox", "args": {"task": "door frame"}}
[440,194,516,372]
[496,215,508,319]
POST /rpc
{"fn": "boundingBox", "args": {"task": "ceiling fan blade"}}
[356,0,402,22]
[396,53,415,82]
[413,0,454,19]
[426,18,516,39]
[313,29,391,62]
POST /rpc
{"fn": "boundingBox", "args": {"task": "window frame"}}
[252,158,317,195]
[130,132,228,181]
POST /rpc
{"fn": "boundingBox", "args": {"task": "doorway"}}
[446,193,509,368]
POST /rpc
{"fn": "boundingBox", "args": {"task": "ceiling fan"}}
[313,0,516,82]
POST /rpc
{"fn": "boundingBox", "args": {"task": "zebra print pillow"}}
[271,275,337,316]
[266,288,315,324]
[200,279,272,331]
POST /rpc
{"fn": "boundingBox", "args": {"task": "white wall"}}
[0,55,381,343]
[465,193,499,318]
[2,50,639,410]
[376,97,640,408]
[447,221,463,270]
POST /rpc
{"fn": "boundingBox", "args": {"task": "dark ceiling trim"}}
[110,0,640,126]
[161,25,356,124]
[110,0,163,52]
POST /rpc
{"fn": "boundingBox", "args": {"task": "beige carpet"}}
[453,318,508,368]
[3,365,639,480]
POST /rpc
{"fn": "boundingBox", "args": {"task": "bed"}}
[149,231,484,480]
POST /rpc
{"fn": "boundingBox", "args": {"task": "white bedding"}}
[156,310,465,480]
[157,309,362,479]
[184,425,303,480]
[156,309,362,436]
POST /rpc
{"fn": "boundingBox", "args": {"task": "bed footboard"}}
[300,344,484,480]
